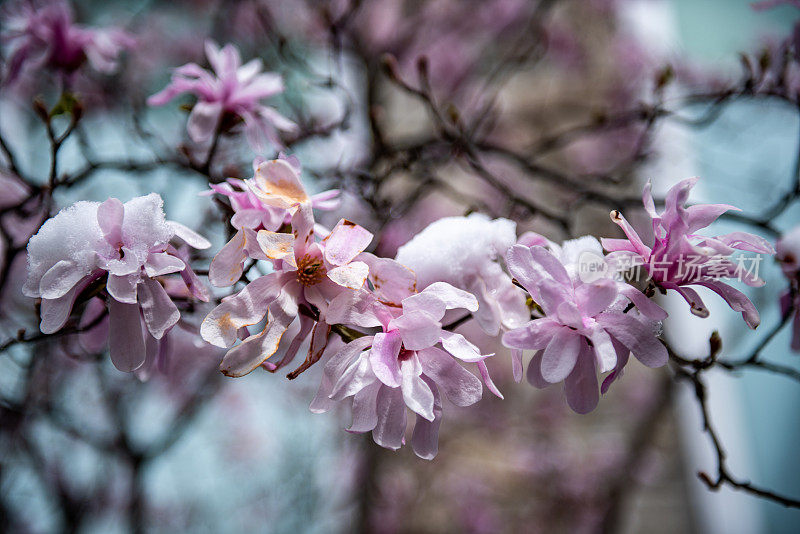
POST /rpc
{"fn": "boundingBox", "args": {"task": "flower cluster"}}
[23,164,777,457]
[148,40,296,151]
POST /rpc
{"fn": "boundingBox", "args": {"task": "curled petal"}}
[208,230,247,287]
[439,330,487,363]
[168,221,211,249]
[372,386,407,450]
[369,330,403,387]
[411,376,443,460]
[138,278,180,340]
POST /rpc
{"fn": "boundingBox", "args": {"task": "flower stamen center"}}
[296,254,326,286]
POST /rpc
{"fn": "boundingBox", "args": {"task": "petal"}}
[108,297,146,372]
[200,273,284,347]
[418,347,481,406]
[540,327,580,383]
[597,312,667,368]
[327,261,369,289]
[218,292,297,377]
[40,287,80,334]
[389,310,442,351]
[400,354,435,421]
[419,282,479,312]
[348,381,382,432]
[372,386,407,450]
[526,350,549,389]
[256,230,295,261]
[138,278,180,340]
[477,360,503,399]
[326,289,383,328]
[575,279,619,318]
[106,273,140,304]
[696,281,761,329]
[506,244,541,295]
[168,221,211,249]
[247,158,310,209]
[588,324,617,373]
[310,336,374,413]
[359,253,417,305]
[369,330,402,387]
[39,260,86,299]
[144,252,185,277]
[531,245,571,286]
[324,219,373,266]
[208,230,247,287]
[564,343,599,414]
[98,198,124,246]
[187,101,223,144]
[618,284,668,320]
[502,318,561,350]
[439,330,487,363]
[411,376,443,460]
[331,351,377,400]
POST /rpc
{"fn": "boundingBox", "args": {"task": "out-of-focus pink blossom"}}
[23,194,211,372]
[147,40,296,151]
[311,277,496,459]
[2,0,134,84]
[777,226,800,351]
[602,178,775,328]
[503,237,667,413]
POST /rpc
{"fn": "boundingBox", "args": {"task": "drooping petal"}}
[588,324,617,373]
[400,353,435,421]
[108,298,146,372]
[168,221,211,249]
[348,381,382,432]
[186,101,223,144]
[526,350,549,389]
[540,327,580,383]
[39,260,86,299]
[138,278,180,340]
[696,280,761,329]
[106,273,139,304]
[411,376,443,460]
[331,352,377,400]
[372,386,407,450]
[597,311,667,368]
[369,330,403,387]
[511,348,524,382]
[310,336,374,413]
[40,286,80,334]
[564,343,599,414]
[418,347,481,406]
[618,284,668,320]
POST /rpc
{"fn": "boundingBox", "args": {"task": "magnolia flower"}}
[395,213,528,336]
[311,280,494,459]
[602,178,775,328]
[147,40,296,150]
[23,194,210,372]
[2,0,134,84]
[206,157,339,287]
[201,200,373,377]
[776,226,800,351]
[503,242,668,413]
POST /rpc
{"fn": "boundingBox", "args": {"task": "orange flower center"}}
[296,254,327,286]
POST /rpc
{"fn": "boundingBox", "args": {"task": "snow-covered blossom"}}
[602,177,775,328]
[395,213,528,336]
[777,226,800,351]
[311,278,495,459]
[206,156,339,286]
[147,40,296,151]
[2,0,134,84]
[23,194,210,372]
[201,196,373,377]
[503,237,668,413]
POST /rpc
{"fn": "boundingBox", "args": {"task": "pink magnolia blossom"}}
[776,226,800,351]
[602,177,775,328]
[502,239,667,413]
[201,195,373,377]
[2,0,134,84]
[147,40,296,151]
[205,156,339,287]
[23,194,211,372]
[311,277,496,459]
